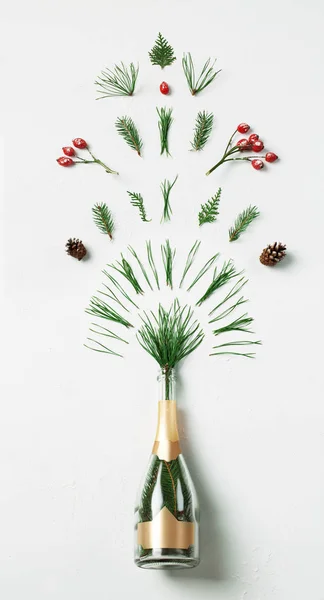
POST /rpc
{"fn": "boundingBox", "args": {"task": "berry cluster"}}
[57,138,118,174]
[206,123,278,176]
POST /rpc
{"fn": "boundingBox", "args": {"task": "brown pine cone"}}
[260,242,286,266]
[65,238,87,261]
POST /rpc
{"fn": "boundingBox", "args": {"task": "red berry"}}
[72,138,87,149]
[251,159,264,170]
[57,157,74,167]
[265,152,278,163]
[252,140,264,152]
[236,138,251,151]
[248,133,259,143]
[237,123,250,134]
[160,81,170,95]
[62,146,75,157]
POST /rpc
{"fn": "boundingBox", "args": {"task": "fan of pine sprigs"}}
[149,33,176,68]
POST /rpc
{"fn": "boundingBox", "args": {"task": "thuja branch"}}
[127,192,151,222]
[229,205,260,242]
[161,175,178,222]
[92,203,115,239]
[182,53,221,96]
[190,111,214,151]
[149,33,176,68]
[198,188,221,226]
[95,62,139,99]
[157,107,173,156]
[115,116,143,156]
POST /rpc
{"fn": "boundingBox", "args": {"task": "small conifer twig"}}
[146,241,160,290]
[212,314,254,336]
[109,255,144,295]
[95,62,139,99]
[115,116,143,156]
[196,260,241,306]
[127,191,151,222]
[229,205,260,242]
[210,339,261,359]
[187,253,219,292]
[209,277,248,316]
[161,240,176,289]
[102,271,139,309]
[182,53,221,96]
[161,175,178,222]
[92,203,115,239]
[157,107,173,155]
[198,188,221,226]
[149,33,176,68]
[128,246,153,291]
[179,240,201,288]
[84,338,124,357]
[190,111,214,151]
[208,296,247,324]
[89,323,129,344]
[85,296,134,328]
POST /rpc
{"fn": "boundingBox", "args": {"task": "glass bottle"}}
[134,367,200,569]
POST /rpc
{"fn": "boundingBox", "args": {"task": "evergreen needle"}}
[190,110,214,151]
[161,175,178,222]
[196,259,240,306]
[95,62,139,99]
[229,205,260,242]
[92,202,115,239]
[128,246,153,291]
[209,277,248,316]
[85,296,134,328]
[89,323,129,344]
[149,33,176,68]
[127,191,151,222]
[179,240,201,288]
[161,240,176,289]
[115,116,143,156]
[187,253,219,291]
[84,338,124,357]
[212,313,254,336]
[157,107,173,155]
[102,270,139,309]
[198,188,221,226]
[146,241,160,290]
[182,53,221,96]
[208,296,247,324]
[109,255,144,295]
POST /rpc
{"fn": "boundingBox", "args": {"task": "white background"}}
[1,1,323,598]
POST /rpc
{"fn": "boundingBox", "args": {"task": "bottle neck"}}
[152,368,181,461]
[158,367,176,402]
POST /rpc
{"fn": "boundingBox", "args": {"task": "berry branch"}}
[57,138,118,174]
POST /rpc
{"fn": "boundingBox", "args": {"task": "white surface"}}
[1,1,323,598]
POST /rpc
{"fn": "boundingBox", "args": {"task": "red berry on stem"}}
[160,81,170,95]
[252,140,264,152]
[57,157,74,167]
[237,123,250,134]
[236,138,251,150]
[72,138,87,149]
[62,146,75,157]
[265,152,278,163]
[248,133,259,143]
[251,159,264,170]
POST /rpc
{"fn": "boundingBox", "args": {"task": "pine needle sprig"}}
[161,240,176,289]
[84,338,124,357]
[102,270,140,309]
[127,191,151,222]
[89,322,129,344]
[157,107,173,155]
[109,255,144,295]
[208,296,247,324]
[210,340,262,358]
[196,259,241,306]
[149,33,176,68]
[146,241,160,290]
[182,53,221,96]
[198,188,221,226]
[179,240,201,288]
[209,276,248,316]
[161,175,178,222]
[85,296,134,328]
[128,246,153,290]
[187,253,219,292]
[92,203,115,239]
[99,284,130,312]
[190,111,214,151]
[115,116,143,156]
[212,314,255,336]
[95,62,139,99]
[229,205,260,242]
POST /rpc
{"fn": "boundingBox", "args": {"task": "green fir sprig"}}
[179,240,201,288]
[196,259,240,306]
[109,255,144,295]
[127,191,151,222]
[92,203,115,239]
[229,205,260,242]
[198,188,221,226]
[157,107,173,156]
[182,53,221,96]
[190,111,214,151]
[161,240,176,289]
[115,116,143,156]
[149,33,176,68]
[86,296,134,328]
[161,175,178,222]
[95,62,139,99]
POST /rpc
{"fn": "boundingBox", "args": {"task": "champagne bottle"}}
[134,368,200,569]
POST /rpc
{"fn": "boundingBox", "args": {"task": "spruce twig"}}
[128,246,153,291]
[115,116,143,156]
[161,240,176,289]
[161,175,178,222]
[127,191,151,222]
[187,253,219,291]
[198,188,221,226]
[149,33,176,68]
[229,205,260,242]
[212,314,254,336]
[182,53,221,96]
[85,296,134,328]
[157,107,173,156]
[179,240,201,288]
[109,255,144,295]
[92,203,115,239]
[95,62,139,99]
[146,241,160,290]
[190,111,214,151]
[196,260,241,306]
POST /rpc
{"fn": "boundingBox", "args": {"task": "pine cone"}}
[260,242,286,266]
[65,238,87,261]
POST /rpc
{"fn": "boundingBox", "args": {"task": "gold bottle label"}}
[137,506,195,549]
[152,400,181,461]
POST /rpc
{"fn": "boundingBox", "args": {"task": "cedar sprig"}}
[115,116,143,156]
[212,314,254,336]
[210,340,262,359]
[95,62,139,99]
[146,241,160,290]
[157,107,173,156]
[109,255,144,295]
[85,296,133,328]
[190,111,214,151]
[179,240,201,288]
[198,188,221,226]
[161,175,178,222]
[149,33,176,68]
[182,53,221,96]
[229,205,260,242]
[161,240,176,289]
[127,191,151,222]
[196,259,241,306]
[92,203,115,239]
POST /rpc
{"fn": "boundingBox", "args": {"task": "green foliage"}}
[179,240,201,288]
[127,191,151,222]
[157,107,173,155]
[198,188,221,226]
[196,259,240,306]
[210,340,262,359]
[212,314,255,336]
[85,296,133,328]
[95,62,139,99]
[190,110,214,151]
[149,32,176,68]
[109,255,144,295]
[161,240,176,289]
[161,175,178,222]
[115,116,143,156]
[187,253,219,291]
[92,202,115,239]
[229,205,260,242]
[128,246,153,291]
[182,53,221,95]
[146,241,160,290]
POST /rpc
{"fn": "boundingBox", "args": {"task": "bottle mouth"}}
[157,366,176,381]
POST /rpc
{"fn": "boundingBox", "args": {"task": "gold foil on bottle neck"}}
[152,400,181,461]
[137,506,195,550]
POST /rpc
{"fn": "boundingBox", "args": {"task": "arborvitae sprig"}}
[149,33,176,68]
[92,203,115,239]
[196,259,240,306]
[157,107,173,155]
[161,240,176,289]
[115,116,143,156]
[127,191,151,222]
[190,111,214,151]
[229,205,260,242]
[179,240,201,288]
[182,53,221,96]
[198,188,221,226]
[86,296,133,328]
[109,255,144,295]
[95,62,139,99]
[161,175,178,222]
